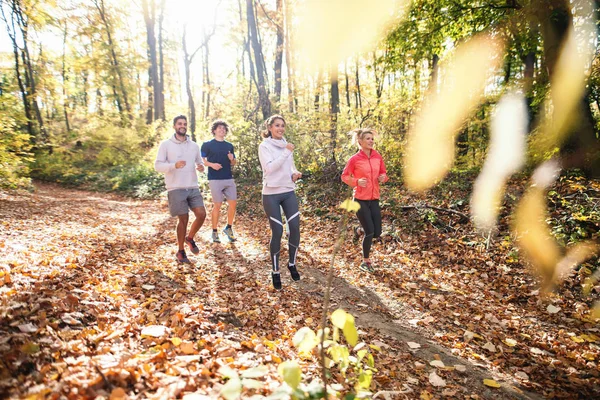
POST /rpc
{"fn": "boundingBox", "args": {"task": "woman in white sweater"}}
[258,115,302,290]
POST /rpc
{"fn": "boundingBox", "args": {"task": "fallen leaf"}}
[18,323,38,333]
[141,325,168,338]
[483,379,501,388]
[547,305,561,314]
[429,371,446,387]
[483,342,497,352]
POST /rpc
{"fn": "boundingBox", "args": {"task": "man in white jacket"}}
[154,115,206,264]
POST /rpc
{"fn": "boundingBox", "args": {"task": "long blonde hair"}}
[350,128,377,147]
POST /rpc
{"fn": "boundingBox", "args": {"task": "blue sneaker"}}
[222,226,236,242]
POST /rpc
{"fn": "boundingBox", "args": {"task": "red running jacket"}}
[341,149,388,200]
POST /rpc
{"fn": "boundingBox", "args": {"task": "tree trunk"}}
[7,0,45,139]
[536,0,599,176]
[344,60,351,108]
[284,0,295,112]
[142,0,159,123]
[246,0,271,119]
[157,0,166,120]
[13,46,33,136]
[355,58,362,109]
[203,35,211,119]
[61,21,71,132]
[430,54,439,93]
[524,51,535,130]
[182,27,197,141]
[329,64,340,170]
[314,68,323,111]
[94,0,133,124]
[273,0,284,103]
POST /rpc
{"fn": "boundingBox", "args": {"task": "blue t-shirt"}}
[200,139,236,180]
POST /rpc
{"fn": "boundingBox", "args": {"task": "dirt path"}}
[0,184,592,398]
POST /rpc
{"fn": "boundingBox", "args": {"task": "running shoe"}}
[359,261,374,273]
[185,237,200,254]
[211,231,221,243]
[176,250,191,264]
[272,272,282,290]
[288,265,300,281]
[222,226,236,242]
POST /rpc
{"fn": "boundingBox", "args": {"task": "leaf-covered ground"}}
[0,181,599,399]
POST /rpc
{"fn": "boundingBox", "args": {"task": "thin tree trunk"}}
[344,60,350,108]
[329,64,340,170]
[182,26,197,141]
[14,46,33,135]
[284,0,295,112]
[273,0,284,103]
[142,0,159,123]
[9,0,45,139]
[314,68,322,111]
[246,0,271,119]
[355,58,362,109]
[430,54,439,93]
[204,37,211,119]
[1,2,33,136]
[95,0,133,124]
[61,21,71,132]
[157,0,166,120]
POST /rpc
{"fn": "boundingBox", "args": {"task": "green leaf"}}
[240,365,269,379]
[278,361,302,390]
[220,376,242,400]
[339,198,361,212]
[367,353,375,368]
[357,370,373,390]
[368,344,381,352]
[329,344,350,364]
[357,349,368,362]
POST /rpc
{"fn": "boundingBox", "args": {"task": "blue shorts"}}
[167,188,205,216]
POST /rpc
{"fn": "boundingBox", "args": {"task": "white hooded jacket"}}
[258,137,300,195]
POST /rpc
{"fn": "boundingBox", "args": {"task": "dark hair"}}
[262,114,286,138]
[173,115,187,125]
[210,119,230,135]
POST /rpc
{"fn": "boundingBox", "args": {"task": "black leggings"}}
[356,199,381,259]
[262,191,300,272]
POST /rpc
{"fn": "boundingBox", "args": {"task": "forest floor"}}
[0,179,599,399]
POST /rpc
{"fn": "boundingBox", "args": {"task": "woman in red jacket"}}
[341,128,388,272]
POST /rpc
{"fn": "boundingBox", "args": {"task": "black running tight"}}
[262,191,300,272]
[356,199,381,259]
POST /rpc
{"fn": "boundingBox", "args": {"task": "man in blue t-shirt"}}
[201,120,237,243]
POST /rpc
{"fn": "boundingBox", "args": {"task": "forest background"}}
[1,0,597,192]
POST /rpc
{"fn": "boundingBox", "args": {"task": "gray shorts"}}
[208,179,237,203]
[167,188,205,216]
